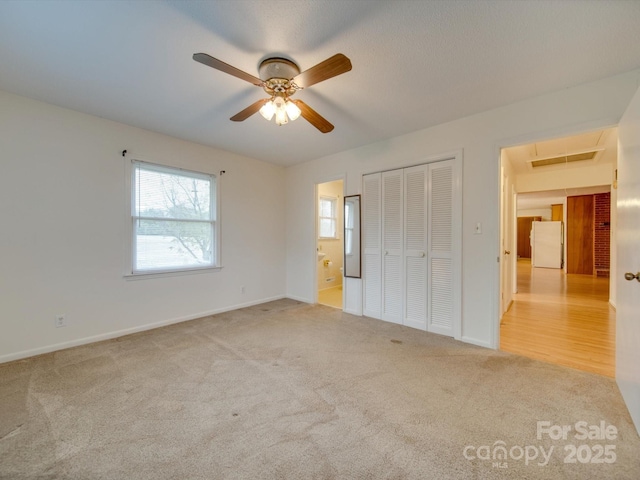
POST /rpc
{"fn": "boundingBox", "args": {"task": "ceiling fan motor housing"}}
[259,58,300,96]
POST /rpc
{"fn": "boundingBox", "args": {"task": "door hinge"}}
[497,256,500,263]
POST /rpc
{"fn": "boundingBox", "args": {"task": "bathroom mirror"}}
[343,195,361,278]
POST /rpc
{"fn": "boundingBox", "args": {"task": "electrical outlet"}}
[54,314,66,328]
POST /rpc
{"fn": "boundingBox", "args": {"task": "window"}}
[318,196,338,239]
[131,161,218,274]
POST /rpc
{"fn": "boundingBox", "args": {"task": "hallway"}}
[500,259,615,377]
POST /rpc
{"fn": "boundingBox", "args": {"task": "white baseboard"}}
[285,294,313,304]
[460,336,493,349]
[0,295,286,365]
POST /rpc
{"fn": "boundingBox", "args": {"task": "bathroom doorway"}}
[317,179,344,309]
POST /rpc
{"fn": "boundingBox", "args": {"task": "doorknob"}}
[504,250,511,255]
[624,272,640,282]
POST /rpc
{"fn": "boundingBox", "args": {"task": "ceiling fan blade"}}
[292,100,334,133]
[230,98,270,122]
[291,54,352,89]
[193,53,263,86]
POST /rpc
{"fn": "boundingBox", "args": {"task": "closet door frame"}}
[361,150,462,340]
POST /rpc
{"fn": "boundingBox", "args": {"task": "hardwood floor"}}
[500,259,615,377]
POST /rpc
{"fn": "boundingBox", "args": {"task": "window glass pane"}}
[134,219,213,270]
[345,203,353,228]
[345,229,353,255]
[320,218,335,238]
[319,199,333,218]
[319,196,338,238]
[132,161,217,273]
[135,167,211,220]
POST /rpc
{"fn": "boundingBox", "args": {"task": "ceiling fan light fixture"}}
[275,109,289,126]
[285,100,301,121]
[273,96,290,126]
[259,99,276,120]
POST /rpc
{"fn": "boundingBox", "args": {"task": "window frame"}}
[126,159,221,278]
[318,195,339,239]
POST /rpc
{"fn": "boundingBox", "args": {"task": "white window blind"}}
[132,161,217,273]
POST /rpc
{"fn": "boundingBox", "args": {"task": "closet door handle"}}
[420,252,425,258]
[624,272,640,282]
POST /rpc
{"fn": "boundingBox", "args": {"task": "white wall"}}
[517,208,552,220]
[517,162,615,193]
[0,90,286,362]
[286,70,640,349]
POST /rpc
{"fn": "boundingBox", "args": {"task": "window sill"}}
[124,265,223,280]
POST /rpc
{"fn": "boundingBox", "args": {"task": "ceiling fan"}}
[193,52,352,133]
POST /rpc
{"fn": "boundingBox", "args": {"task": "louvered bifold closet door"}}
[403,165,428,330]
[382,170,403,324]
[363,173,382,319]
[428,160,454,335]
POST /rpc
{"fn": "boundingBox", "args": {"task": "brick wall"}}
[594,192,610,276]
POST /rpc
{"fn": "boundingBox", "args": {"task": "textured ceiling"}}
[1,0,640,167]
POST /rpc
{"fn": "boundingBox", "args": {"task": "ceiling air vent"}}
[530,151,599,168]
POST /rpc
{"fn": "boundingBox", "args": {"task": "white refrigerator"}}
[531,221,563,269]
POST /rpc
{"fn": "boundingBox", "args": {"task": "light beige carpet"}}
[1,299,638,479]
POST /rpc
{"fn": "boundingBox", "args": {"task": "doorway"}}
[498,128,616,376]
[316,179,344,309]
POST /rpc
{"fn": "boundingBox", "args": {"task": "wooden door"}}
[551,204,563,221]
[517,216,540,258]
[567,195,594,275]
